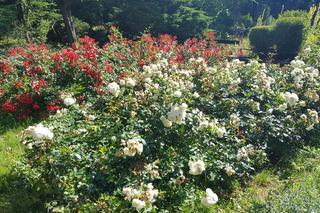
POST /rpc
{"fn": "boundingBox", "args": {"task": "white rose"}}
[267,108,274,114]
[225,166,236,176]
[188,160,205,175]
[143,77,152,84]
[167,103,188,124]
[216,127,226,138]
[198,120,209,131]
[173,90,182,98]
[122,187,133,200]
[132,199,146,211]
[123,138,144,157]
[193,92,200,99]
[202,188,218,206]
[87,115,96,121]
[63,97,76,106]
[305,46,312,54]
[279,103,287,111]
[160,116,172,128]
[30,125,54,141]
[126,78,136,87]
[107,82,120,97]
[283,92,299,106]
[299,101,306,107]
[119,79,126,86]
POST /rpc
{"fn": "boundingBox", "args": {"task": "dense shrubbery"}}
[274,17,306,59]
[249,11,308,60]
[0,28,223,122]
[1,30,320,211]
[248,25,274,57]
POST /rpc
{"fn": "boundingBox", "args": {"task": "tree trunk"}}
[57,0,76,44]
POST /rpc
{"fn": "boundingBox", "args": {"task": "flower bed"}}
[2,30,320,212]
[0,28,223,121]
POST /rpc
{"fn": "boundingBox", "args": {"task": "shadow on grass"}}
[0,119,45,212]
[0,173,45,213]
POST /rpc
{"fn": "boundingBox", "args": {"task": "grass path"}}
[0,125,319,212]
[0,127,24,175]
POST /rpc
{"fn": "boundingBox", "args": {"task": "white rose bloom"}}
[123,138,144,157]
[27,143,33,149]
[193,92,200,99]
[29,124,54,141]
[107,82,120,97]
[237,147,248,160]
[126,78,136,87]
[230,114,240,127]
[119,79,126,86]
[146,183,159,202]
[63,97,76,106]
[122,187,133,200]
[216,127,226,138]
[160,116,172,128]
[87,115,96,121]
[306,124,314,131]
[173,90,182,98]
[290,59,305,68]
[202,188,219,206]
[279,103,287,111]
[267,108,274,114]
[198,120,209,131]
[132,199,146,211]
[143,77,152,84]
[299,101,306,107]
[225,166,236,176]
[300,114,307,121]
[188,160,206,175]
[308,109,319,124]
[167,103,188,124]
[283,92,299,106]
[305,46,312,54]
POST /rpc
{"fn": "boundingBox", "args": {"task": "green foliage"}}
[249,25,274,57]
[274,17,306,59]
[167,5,213,40]
[0,4,16,36]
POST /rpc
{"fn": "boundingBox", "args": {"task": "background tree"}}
[56,0,76,43]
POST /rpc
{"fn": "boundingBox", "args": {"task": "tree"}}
[56,0,76,43]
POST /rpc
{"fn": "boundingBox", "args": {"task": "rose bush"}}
[0,27,223,121]
[2,29,320,212]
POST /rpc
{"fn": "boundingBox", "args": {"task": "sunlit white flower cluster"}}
[123,183,159,211]
[202,188,219,206]
[122,138,145,157]
[21,124,54,149]
[188,159,206,175]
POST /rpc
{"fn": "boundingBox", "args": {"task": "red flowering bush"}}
[0,27,225,121]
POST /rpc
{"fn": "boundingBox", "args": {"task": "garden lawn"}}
[183,147,320,212]
[0,124,44,213]
[0,127,24,176]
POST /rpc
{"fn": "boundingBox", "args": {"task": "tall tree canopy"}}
[0,0,319,45]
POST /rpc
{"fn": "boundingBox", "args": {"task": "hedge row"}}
[249,17,306,60]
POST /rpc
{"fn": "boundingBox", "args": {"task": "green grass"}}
[211,147,320,212]
[0,123,45,213]
[0,128,24,176]
[0,124,319,212]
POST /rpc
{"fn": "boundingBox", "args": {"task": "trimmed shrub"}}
[274,17,306,60]
[249,25,274,58]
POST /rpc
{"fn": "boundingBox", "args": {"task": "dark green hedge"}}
[249,17,306,60]
[274,17,306,59]
[249,25,274,58]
